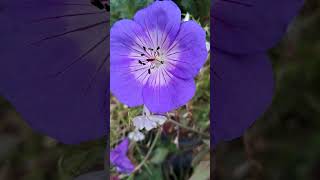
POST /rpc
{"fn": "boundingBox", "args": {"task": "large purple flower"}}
[211,0,304,144]
[110,1,207,113]
[0,0,109,144]
[110,138,135,174]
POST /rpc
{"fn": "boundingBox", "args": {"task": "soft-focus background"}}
[214,1,320,180]
[110,0,210,179]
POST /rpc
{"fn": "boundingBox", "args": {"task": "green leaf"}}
[150,147,169,164]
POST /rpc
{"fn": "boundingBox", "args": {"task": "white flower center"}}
[138,46,165,74]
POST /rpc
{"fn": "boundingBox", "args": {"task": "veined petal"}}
[212,0,304,54]
[212,51,274,144]
[143,68,196,113]
[133,1,181,50]
[0,0,108,144]
[166,21,208,79]
[111,19,148,66]
[110,20,149,107]
[110,59,148,107]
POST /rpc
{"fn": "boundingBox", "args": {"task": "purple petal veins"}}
[111,1,207,113]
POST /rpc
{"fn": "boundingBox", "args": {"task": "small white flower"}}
[133,116,157,131]
[133,106,167,131]
[128,130,145,142]
[149,115,166,125]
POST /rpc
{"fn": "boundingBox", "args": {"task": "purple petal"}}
[110,138,129,163]
[115,138,130,155]
[0,0,108,144]
[143,68,196,113]
[110,20,148,106]
[133,1,181,50]
[110,138,134,174]
[212,0,304,54]
[115,156,135,174]
[166,21,208,79]
[212,51,274,144]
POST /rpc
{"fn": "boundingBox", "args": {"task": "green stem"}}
[132,128,161,174]
[167,118,209,138]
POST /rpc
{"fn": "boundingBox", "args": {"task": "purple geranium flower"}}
[211,0,304,144]
[110,138,135,174]
[0,0,109,144]
[110,1,207,113]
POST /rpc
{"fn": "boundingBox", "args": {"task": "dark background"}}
[215,0,320,180]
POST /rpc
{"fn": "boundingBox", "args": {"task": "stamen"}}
[138,60,146,65]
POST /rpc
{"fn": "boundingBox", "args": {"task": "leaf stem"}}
[132,128,161,174]
[167,118,209,138]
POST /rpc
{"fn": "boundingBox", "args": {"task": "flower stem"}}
[132,128,161,174]
[167,118,209,138]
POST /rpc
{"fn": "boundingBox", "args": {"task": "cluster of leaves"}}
[215,1,320,180]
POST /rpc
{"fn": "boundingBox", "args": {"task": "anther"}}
[148,69,151,74]
[143,46,146,51]
[141,54,145,56]
[148,48,154,51]
[157,46,160,50]
[138,60,146,65]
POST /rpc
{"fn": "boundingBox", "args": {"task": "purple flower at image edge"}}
[0,1,109,144]
[110,138,135,174]
[110,1,207,113]
[211,0,305,144]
